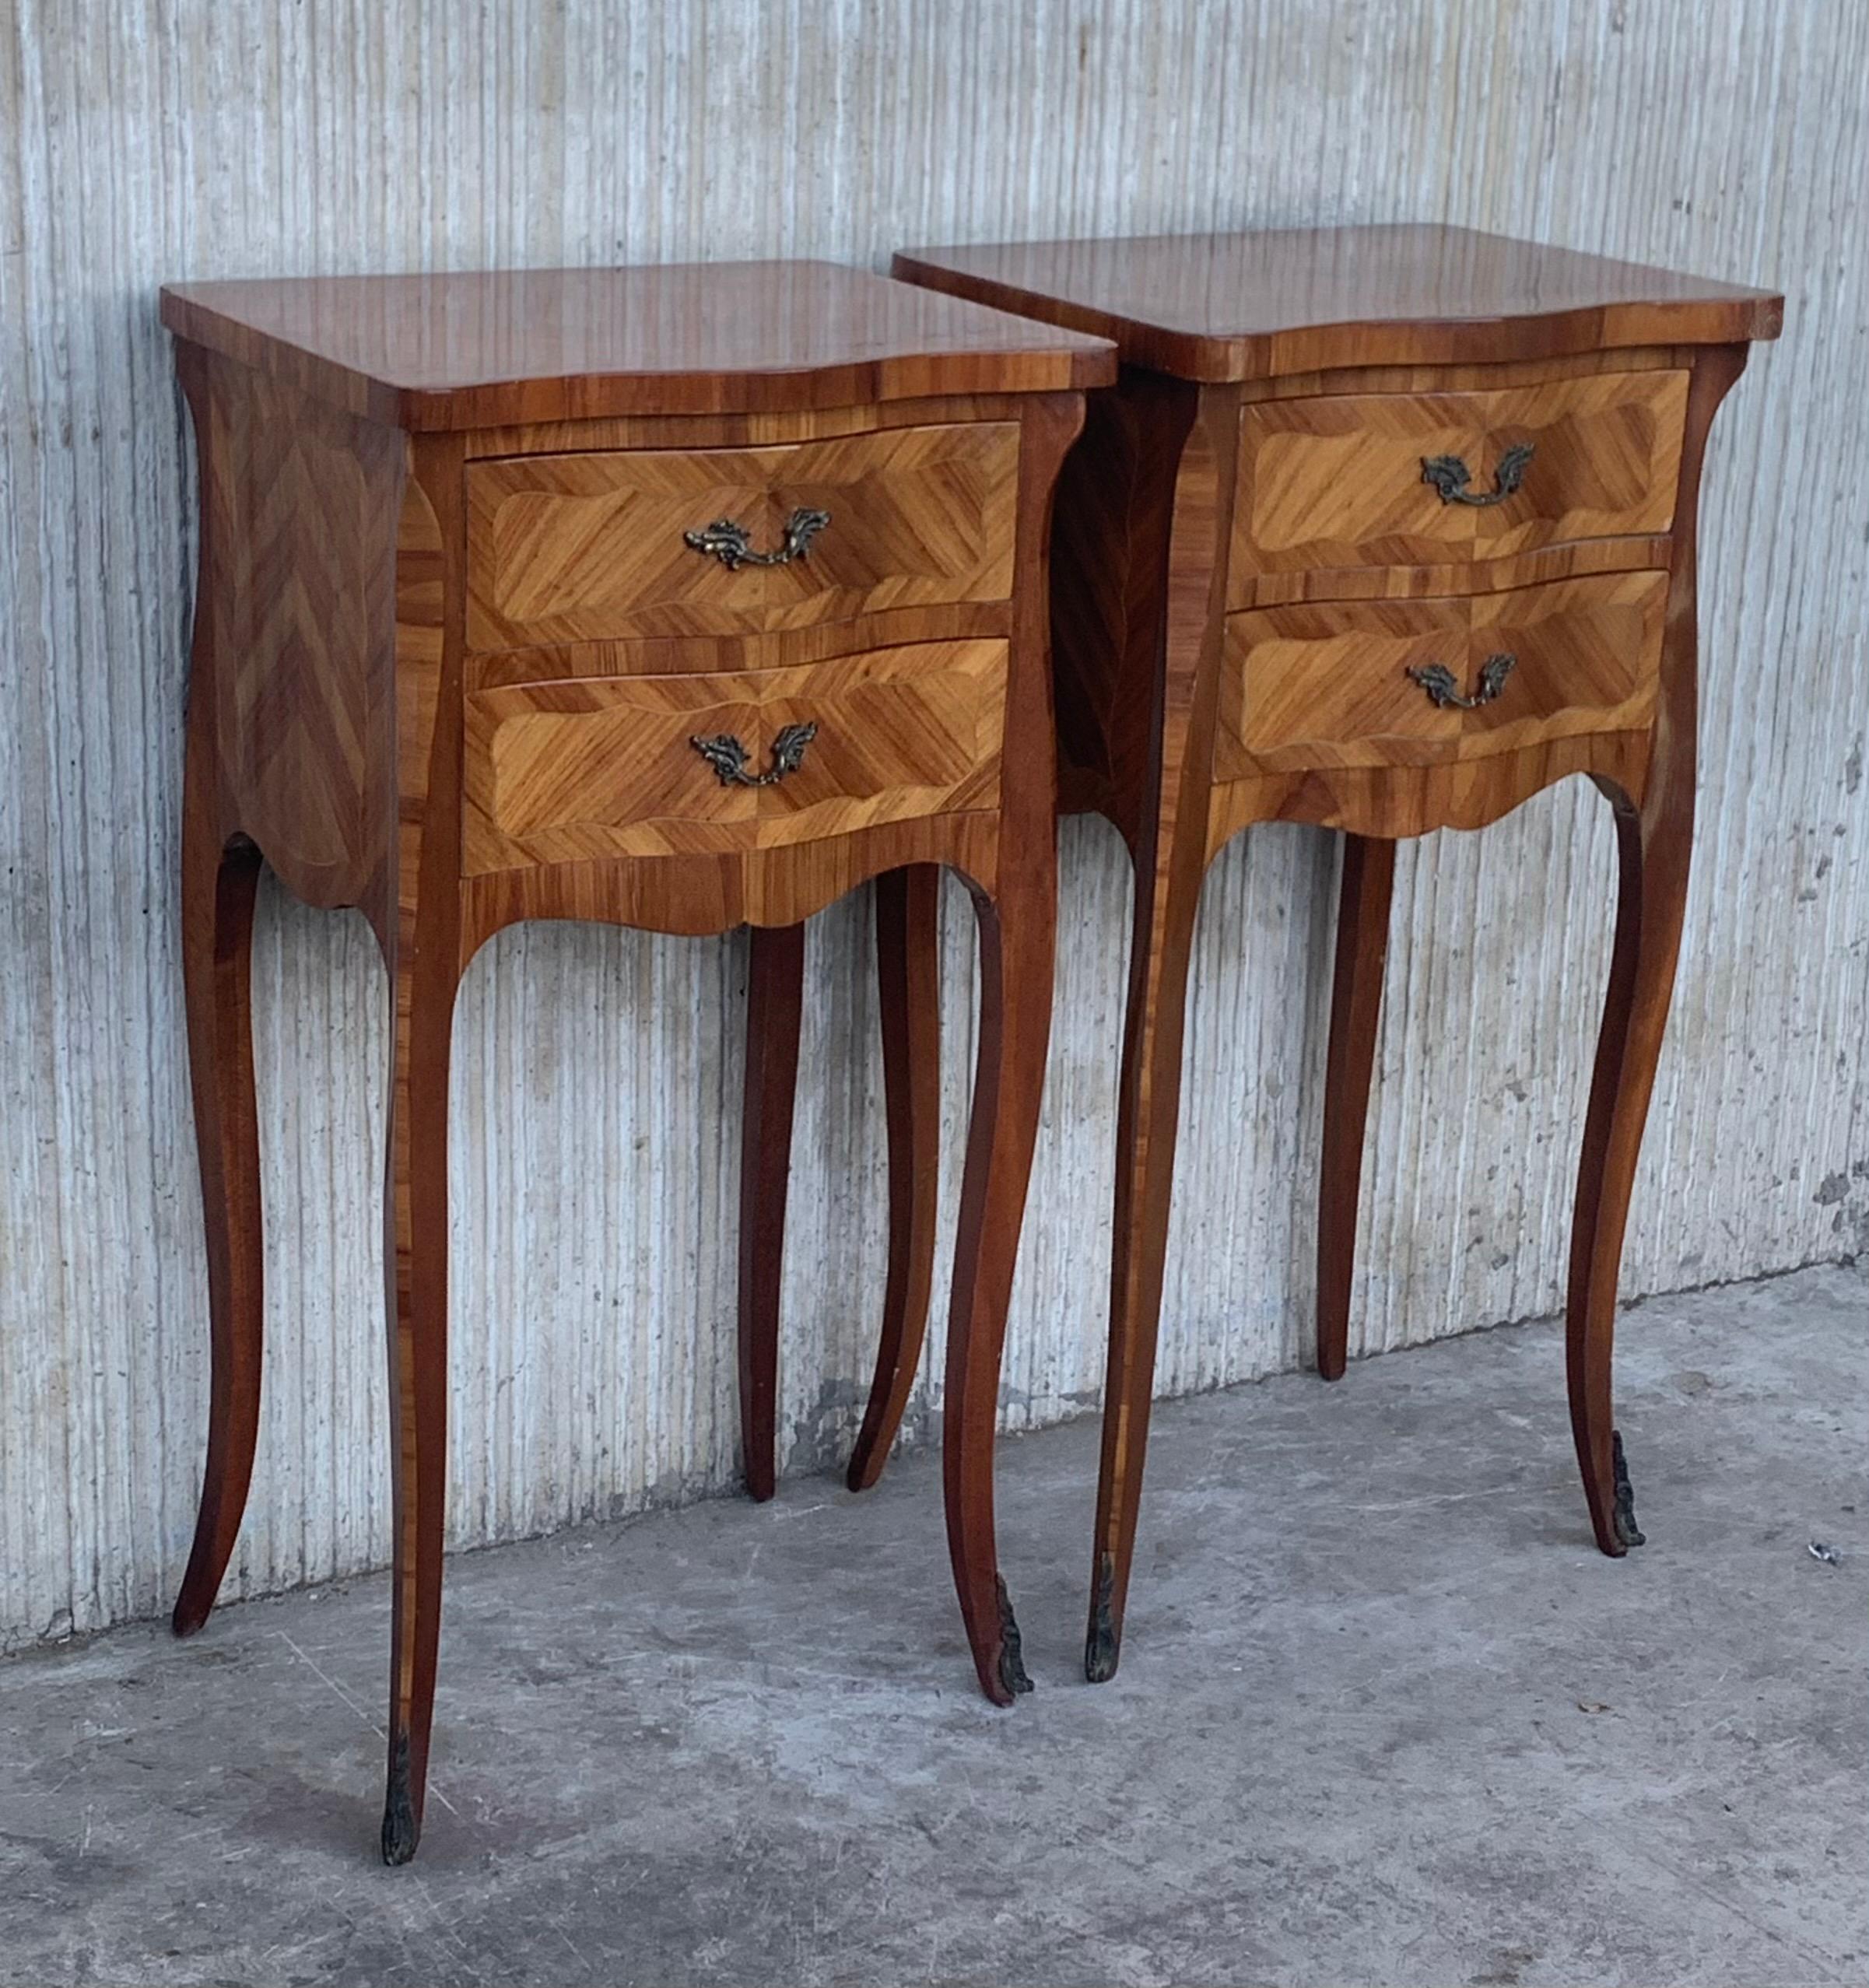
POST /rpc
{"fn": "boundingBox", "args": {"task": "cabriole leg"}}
[944,878,1054,1705]
[1566,777,1689,1556]
[379,917,458,1865]
[738,921,806,1502]
[1085,848,1202,1683]
[173,815,265,1638]
[1315,835,1395,1383]
[849,865,942,1492]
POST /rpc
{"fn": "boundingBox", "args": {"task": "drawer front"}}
[467,422,1020,650]
[1230,370,1688,587]
[462,640,1007,873]
[1215,571,1668,779]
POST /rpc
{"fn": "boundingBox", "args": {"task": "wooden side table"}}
[162,262,1112,1860]
[890,226,1781,1679]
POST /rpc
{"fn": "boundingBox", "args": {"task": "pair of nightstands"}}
[162,230,1780,1860]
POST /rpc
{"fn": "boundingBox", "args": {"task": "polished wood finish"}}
[892,228,1778,1680]
[1202,721,1657,849]
[1229,368,1688,581]
[848,864,944,1492]
[161,261,1111,430]
[738,922,805,1503]
[378,437,463,1873]
[461,640,1008,873]
[1215,571,1669,780]
[172,334,410,1639]
[459,794,1004,939]
[1566,345,1745,1560]
[1084,377,1235,1681]
[1315,836,1395,1384]
[167,262,1111,1861]
[893,226,1781,381]
[467,422,1020,649]
[737,861,945,1509]
[170,824,264,1639]
[943,391,1081,1703]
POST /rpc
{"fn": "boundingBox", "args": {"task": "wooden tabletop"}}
[160,261,1117,431]
[892,226,1783,382]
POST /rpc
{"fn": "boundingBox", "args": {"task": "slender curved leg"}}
[379,916,458,1866]
[1084,844,1202,1682]
[1566,346,1743,1555]
[172,816,265,1638]
[738,921,806,1502]
[849,865,942,1492]
[1315,835,1395,1383]
[1082,378,1231,1685]
[1566,778,1688,1556]
[944,878,1054,1705]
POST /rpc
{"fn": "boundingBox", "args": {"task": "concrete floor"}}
[2,1266,1864,1988]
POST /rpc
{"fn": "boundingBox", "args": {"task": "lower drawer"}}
[1213,570,1668,778]
[462,640,1007,874]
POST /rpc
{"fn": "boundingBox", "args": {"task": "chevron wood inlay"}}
[461,639,1008,873]
[188,352,409,908]
[1229,366,1688,589]
[163,260,1106,1860]
[466,421,1019,650]
[1215,570,1669,779]
[892,225,1779,1688]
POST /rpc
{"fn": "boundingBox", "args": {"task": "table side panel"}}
[182,347,409,913]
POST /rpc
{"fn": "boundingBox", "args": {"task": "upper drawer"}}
[1229,369,1689,591]
[467,422,1020,650]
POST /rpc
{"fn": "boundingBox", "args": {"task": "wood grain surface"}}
[1215,571,1669,779]
[160,261,1114,430]
[895,224,1778,1680]
[1230,367,1688,580]
[167,253,1086,1852]
[894,226,1782,380]
[461,640,1008,875]
[7,4,1853,1707]
[466,422,1020,649]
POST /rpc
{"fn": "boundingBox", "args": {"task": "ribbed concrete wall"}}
[1,1,1862,1651]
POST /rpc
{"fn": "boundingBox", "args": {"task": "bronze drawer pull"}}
[689,721,819,787]
[682,507,831,571]
[1406,652,1517,710]
[1420,442,1535,507]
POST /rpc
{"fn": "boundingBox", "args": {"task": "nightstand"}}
[890,226,1780,1680]
[162,261,1113,1858]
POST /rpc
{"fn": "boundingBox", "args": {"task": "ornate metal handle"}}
[1420,442,1535,507]
[689,721,819,787]
[682,507,831,571]
[1406,653,1517,710]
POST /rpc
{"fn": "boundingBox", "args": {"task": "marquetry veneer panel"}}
[163,256,1115,1860]
[1215,569,1668,779]
[890,223,1780,1698]
[467,422,1020,650]
[462,639,1008,873]
[1229,367,1688,589]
